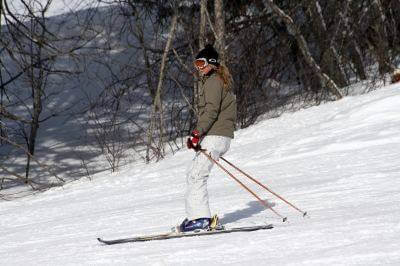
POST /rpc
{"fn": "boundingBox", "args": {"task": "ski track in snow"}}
[1,84,400,265]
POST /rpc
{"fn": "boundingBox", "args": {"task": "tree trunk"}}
[264,0,343,100]
[0,0,3,28]
[214,0,226,63]
[135,18,156,99]
[199,0,207,49]
[25,84,43,179]
[26,19,44,179]
[369,0,393,75]
[338,5,367,80]
[146,14,178,162]
[307,0,348,88]
[0,0,4,144]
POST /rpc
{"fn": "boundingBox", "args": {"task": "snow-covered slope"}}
[1,0,106,24]
[1,84,400,265]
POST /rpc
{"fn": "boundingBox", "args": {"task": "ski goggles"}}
[194,58,208,69]
[194,58,217,70]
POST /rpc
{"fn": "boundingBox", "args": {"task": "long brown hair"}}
[215,64,233,91]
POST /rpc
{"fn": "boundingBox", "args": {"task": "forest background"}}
[0,0,399,197]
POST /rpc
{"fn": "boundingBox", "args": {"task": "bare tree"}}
[214,0,226,63]
[199,0,207,49]
[306,0,348,88]
[2,0,400,192]
[0,0,3,25]
[338,2,367,81]
[0,134,64,187]
[264,0,343,100]
[367,0,394,75]
[146,13,178,162]
[1,0,97,187]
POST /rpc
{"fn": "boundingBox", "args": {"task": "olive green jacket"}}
[196,72,237,138]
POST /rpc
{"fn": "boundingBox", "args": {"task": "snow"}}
[1,83,400,265]
[1,0,108,24]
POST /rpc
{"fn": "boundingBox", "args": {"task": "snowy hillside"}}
[1,83,400,265]
[1,0,107,24]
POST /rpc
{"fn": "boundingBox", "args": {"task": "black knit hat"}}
[195,44,219,66]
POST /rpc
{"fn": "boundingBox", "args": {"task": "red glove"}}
[187,130,201,151]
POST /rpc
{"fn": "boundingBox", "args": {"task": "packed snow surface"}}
[1,84,400,265]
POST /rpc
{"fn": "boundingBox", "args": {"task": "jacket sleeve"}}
[196,77,223,136]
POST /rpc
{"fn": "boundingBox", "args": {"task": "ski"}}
[97,224,273,245]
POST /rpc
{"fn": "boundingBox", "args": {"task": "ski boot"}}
[173,215,224,233]
[178,217,211,233]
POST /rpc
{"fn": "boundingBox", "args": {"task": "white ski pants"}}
[185,135,231,220]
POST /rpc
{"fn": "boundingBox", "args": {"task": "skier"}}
[178,44,237,232]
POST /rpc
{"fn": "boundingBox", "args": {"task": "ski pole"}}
[200,150,287,222]
[220,156,307,217]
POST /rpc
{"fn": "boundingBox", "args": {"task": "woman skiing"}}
[179,44,237,232]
